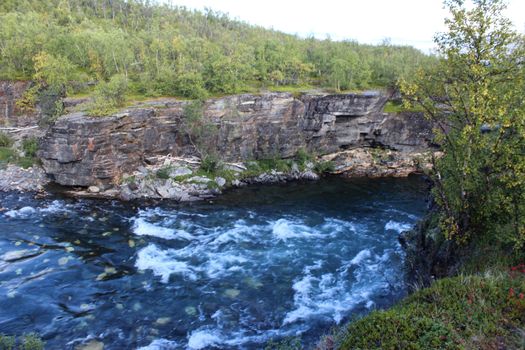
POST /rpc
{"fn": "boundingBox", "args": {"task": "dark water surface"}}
[0,176,428,349]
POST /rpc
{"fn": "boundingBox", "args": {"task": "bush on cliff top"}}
[82,74,128,117]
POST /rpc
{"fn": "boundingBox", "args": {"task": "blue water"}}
[0,176,428,349]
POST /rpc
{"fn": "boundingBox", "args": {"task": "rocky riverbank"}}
[0,82,438,200]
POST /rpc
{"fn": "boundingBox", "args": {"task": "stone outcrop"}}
[0,81,37,127]
[111,155,321,201]
[0,165,49,192]
[322,148,435,178]
[38,109,179,187]
[37,91,436,188]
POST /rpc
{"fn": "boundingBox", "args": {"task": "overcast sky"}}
[161,0,525,52]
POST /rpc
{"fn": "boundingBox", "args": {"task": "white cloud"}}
[160,0,525,52]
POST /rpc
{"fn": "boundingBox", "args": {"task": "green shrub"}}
[85,74,128,117]
[182,100,220,162]
[156,166,171,180]
[0,334,44,350]
[21,334,44,350]
[0,133,13,147]
[121,175,136,185]
[242,157,294,178]
[338,272,525,350]
[295,148,313,165]
[0,147,16,164]
[21,138,38,158]
[200,154,222,174]
[16,157,36,169]
[265,337,302,350]
[0,334,15,350]
[314,160,335,174]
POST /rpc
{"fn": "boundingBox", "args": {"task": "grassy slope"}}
[329,268,525,350]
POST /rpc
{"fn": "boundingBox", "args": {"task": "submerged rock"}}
[75,339,104,350]
[1,249,40,262]
[224,288,241,298]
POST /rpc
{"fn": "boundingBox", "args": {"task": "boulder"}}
[215,177,226,187]
[169,167,192,177]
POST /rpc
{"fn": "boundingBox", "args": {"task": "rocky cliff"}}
[36,91,435,188]
[0,81,36,127]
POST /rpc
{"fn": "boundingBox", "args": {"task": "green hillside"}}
[0,0,431,100]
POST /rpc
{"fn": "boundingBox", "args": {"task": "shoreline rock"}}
[0,165,49,193]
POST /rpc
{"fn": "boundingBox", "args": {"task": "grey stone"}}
[215,177,226,187]
[155,182,183,199]
[169,167,193,177]
[231,179,246,187]
[0,165,49,192]
[189,176,211,184]
[301,171,320,181]
[88,186,100,193]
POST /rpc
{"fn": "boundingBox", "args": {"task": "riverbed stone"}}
[75,340,104,350]
[88,186,100,193]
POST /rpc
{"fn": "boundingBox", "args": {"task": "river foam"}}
[129,203,411,348]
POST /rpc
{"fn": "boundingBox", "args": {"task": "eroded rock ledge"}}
[1,82,437,200]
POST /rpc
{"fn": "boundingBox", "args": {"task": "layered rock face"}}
[38,92,435,187]
[0,81,36,127]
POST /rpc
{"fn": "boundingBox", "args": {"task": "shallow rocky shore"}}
[0,147,431,201]
[83,155,321,201]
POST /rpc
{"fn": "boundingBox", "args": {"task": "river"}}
[0,176,428,349]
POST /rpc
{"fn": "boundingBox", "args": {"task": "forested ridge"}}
[0,0,431,100]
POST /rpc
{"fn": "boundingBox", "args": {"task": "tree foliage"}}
[0,0,431,99]
[84,74,128,116]
[401,0,525,249]
[181,100,219,160]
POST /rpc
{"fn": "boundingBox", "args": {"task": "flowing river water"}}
[0,176,428,349]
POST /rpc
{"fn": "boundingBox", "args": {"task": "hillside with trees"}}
[0,0,431,102]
